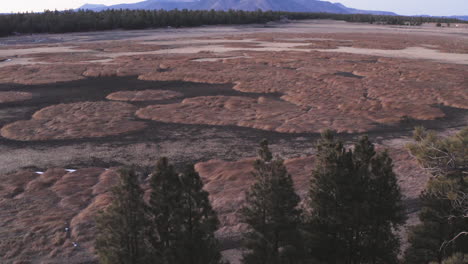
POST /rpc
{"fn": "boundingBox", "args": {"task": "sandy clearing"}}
[3,36,468,67]
[0,46,86,57]
[316,46,468,65]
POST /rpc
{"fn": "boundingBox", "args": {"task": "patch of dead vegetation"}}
[21,52,109,63]
[0,101,146,141]
[0,32,466,133]
[0,64,87,84]
[106,89,183,101]
[0,91,33,103]
[0,144,434,263]
[137,95,331,133]
[137,51,464,132]
[242,32,468,54]
[0,168,117,263]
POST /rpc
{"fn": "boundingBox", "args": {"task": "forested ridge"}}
[0,9,464,37]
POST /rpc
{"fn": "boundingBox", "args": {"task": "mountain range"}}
[79,0,397,15]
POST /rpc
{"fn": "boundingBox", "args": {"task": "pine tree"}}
[306,130,357,263]
[359,138,406,264]
[306,131,405,264]
[95,168,149,264]
[178,165,225,264]
[147,157,184,263]
[240,140,305,264]
[404,177,465,264]
[404,128,468,264]
[147,158,225,264]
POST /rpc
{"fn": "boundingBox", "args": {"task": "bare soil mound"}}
[106,89,183,101]
[0,101,146,141]
[0,91,32,103]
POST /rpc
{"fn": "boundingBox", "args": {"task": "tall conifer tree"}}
[147,157,185,263]
[240,140,305,264]
[178,165,225,264]
[356,137,406,264]
[147,158,225,264]
[95,168,149,264]
[306,131,405,264]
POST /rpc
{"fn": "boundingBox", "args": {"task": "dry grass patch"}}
[0,91,33,103]
[106,89,183,101]
[1,101,146,141]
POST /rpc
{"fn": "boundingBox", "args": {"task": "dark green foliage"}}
[404,177,467,264]
[306,131,405,264]
[0,9,464,37]
[404,128,468,264]
[240,139,306,264]
[177,165,225,264]
[147,157,224,264]
[147,157,185,263]
[95,168,149,264]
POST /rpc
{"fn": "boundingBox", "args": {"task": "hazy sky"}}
[0,0,466,16]
[333,0,467,16]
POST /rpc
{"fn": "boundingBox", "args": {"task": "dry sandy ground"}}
[0,20,467,263]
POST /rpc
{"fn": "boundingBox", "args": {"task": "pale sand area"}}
[1,19,468,67]
[316,46,468,65]
[2,39,468,66]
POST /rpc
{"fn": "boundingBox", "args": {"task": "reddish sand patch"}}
[0,91,33,103]
[106,89,183,101]
[0,101,146,141]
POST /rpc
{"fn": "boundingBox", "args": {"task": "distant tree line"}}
[0,9,465,37]
[95,127,467,263]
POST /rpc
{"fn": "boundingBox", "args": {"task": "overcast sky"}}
[1,0,466,16]
[333,0,467,16]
